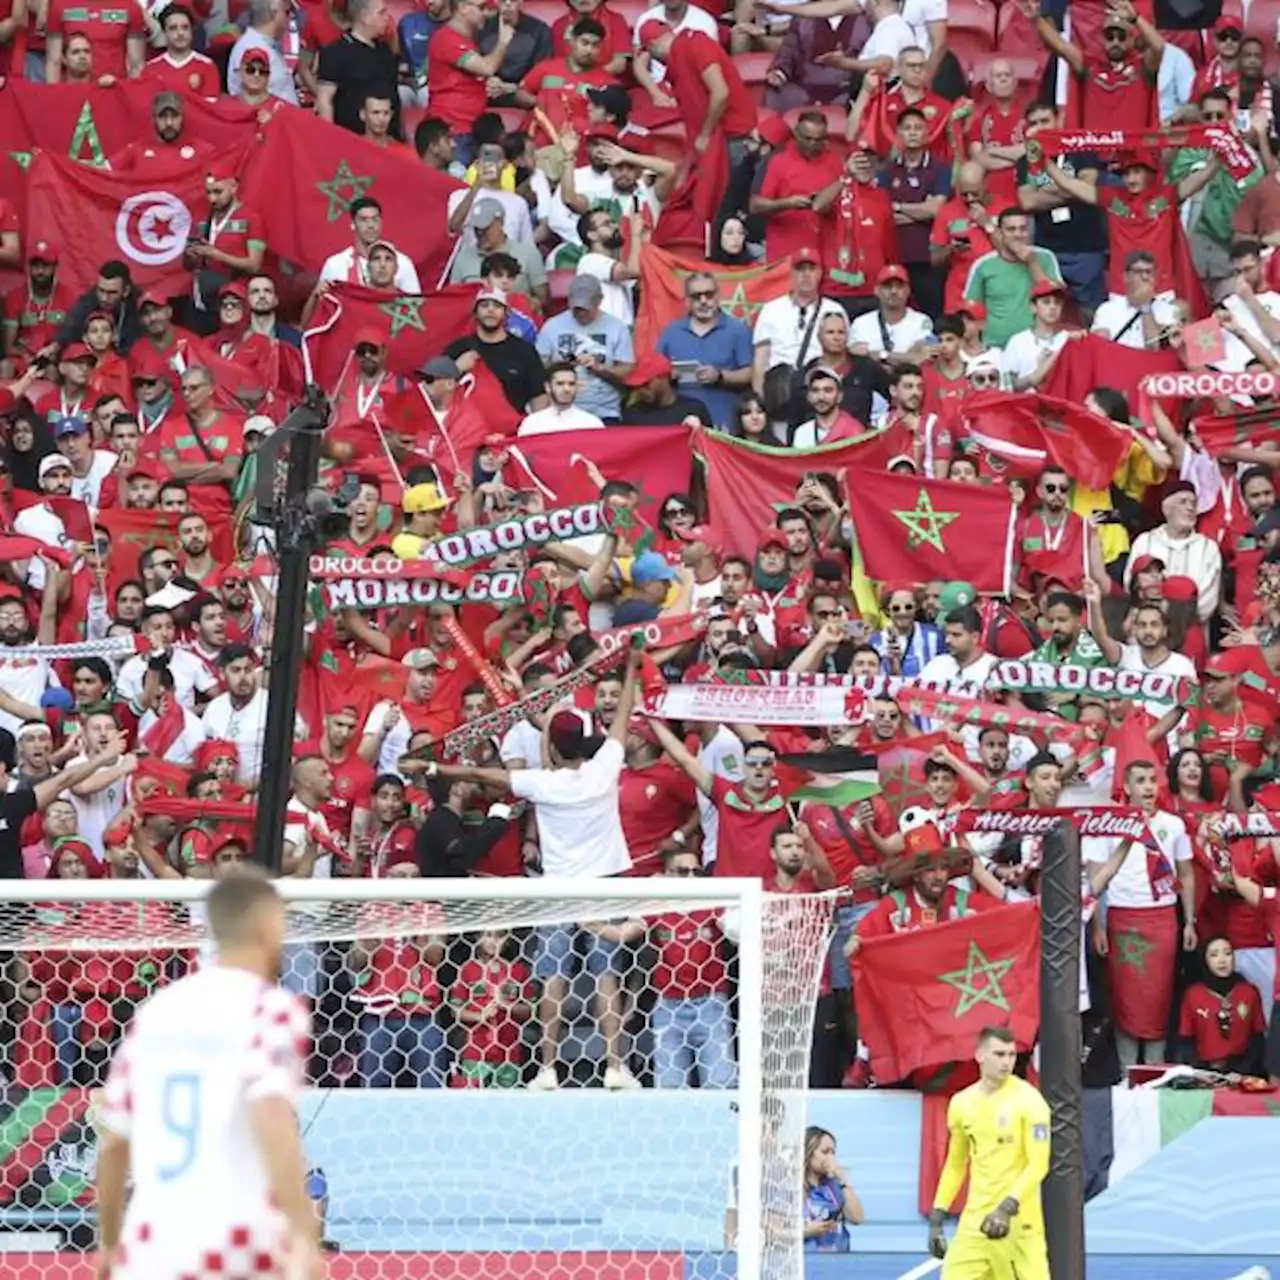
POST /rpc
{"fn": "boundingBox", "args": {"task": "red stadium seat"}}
[548,269,577,304]
[734,50,774,85]
[990,4,1050,84]
[949,0,998,42]
[401,105,427,143]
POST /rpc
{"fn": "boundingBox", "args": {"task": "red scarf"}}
[141,695,185,760]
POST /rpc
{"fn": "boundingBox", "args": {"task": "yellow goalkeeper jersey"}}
[933,1075,1051,1231]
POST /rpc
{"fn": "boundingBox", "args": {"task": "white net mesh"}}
[0,881,835,1280]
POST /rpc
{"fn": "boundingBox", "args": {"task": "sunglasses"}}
[1216,29,1241,39]
[1041,482,1068,495]
[970,373,999,387]
[222,578,247,587]
[888,601,915,613]
[664,505,691,517]
[813,608,840,620]
[355,344,381,357]
[243,62,269,72]
[687,289,717,300]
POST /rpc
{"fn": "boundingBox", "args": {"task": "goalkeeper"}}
[928,1026,1052,1280]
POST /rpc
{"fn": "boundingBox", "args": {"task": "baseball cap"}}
[805,364,842,386]
[38,453,72,481]
[631,550,678,585]
[54,415,88,438]
[567,275,603,307]
[1129,554,1166,575]
[623,353,674,388]
[244,414,276,438]
[29,240,59,263]
[938,580,977,613]
[469,198,505,229]
[877,264,910,286]
[126,459,165,482]
[421,355,461,381]
[60,342,94,363]
[152,90,184,112]
[206,153,239,183]
[402,647,440,670]
[403,482,452,514]
[352,325,387,351]
[1214,14,1243,33]
[636,17,670,46]
[218,280,248,302]
[791,245,820,266]
[474,286,509,309]
[138,289,170,310]
[1203,654,1234,678]
[757,528,788,553]
[955,300,987,324]
[585,123,621,144]
[241,45,271,66]
[1030,278,1066,299]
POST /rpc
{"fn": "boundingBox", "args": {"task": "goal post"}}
[0,877,836,1280]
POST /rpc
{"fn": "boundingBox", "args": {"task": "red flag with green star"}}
[239,110,463,289]
[634,245,792,353]
[852,903,1041,1083]
[845,467,1017,594]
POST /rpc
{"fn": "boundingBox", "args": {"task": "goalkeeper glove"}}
[927,1209,948,1259]
[980,1197,1020,1240]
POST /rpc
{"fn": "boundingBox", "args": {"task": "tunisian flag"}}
[694,427,898,556]
[960,390,1132,491]
[240,110,463,289]
[847,467,1018,594]
[852,903,1041,1083]
[26,147,251,296]
[635,246,791,352]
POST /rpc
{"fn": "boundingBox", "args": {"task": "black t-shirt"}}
[0,785,38,879]
[621,396,713,427]
[1014,151,1108,255]
[445,333,547,411]
[318,33,402,137]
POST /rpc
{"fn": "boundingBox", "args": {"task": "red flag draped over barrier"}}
[695,428,899,557]
[306,283,478,390]
[634,246,791,354]
[239,110,463,287]
[852,904,1042,1083]
[959,389,1133,491]
[845,466,1017,594]
[26,147,251,296]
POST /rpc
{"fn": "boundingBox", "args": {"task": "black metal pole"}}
[1040,820,1086,1280]
[252,388,328,873]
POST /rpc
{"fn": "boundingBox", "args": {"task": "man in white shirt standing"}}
[318,196,420,293]
[1091,250,1180,349]
[116,608,220,710]
[1001,279,1075,390]
[200,644,274,787]
[54,416,117,509]
[849,264,934,361]
[918,603,998,699]
[518,363,605,436]
[1083,759,1197,1070]
[432,646,645,1091]
[1221,240,1280,372]
[752,247,845,392]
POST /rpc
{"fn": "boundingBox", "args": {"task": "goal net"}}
[0,878,835,1280]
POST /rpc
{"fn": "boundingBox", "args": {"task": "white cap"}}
[38,454,72,481]
[244,414,276,437]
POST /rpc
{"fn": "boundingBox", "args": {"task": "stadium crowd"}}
[3,0,1280,1134]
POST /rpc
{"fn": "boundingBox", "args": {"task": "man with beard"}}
[176,513,219,585]
[1,242,74,376]
[130,293,204,377]
[328,327,404,431]
[184,156,268,328]
[108,91,213,175]
[445,290,548,413]
[217,566,267,645]
[0,588,59,735]
[319,196,420,292]
[299,705,375,847]
[13,460,76,579]
[55,261,141,355]
[246,274,301,347]
[185,597,229,687]
[573,208,641,327]
[200,645,274,788]
[1017,465,1091,592]
[448,200,547,301]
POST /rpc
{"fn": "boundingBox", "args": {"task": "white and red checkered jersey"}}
[99,966,311,1279]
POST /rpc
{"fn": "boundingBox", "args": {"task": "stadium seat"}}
[401,105,427,143]
[949,0,998,43]
[734,50,774,85]
[548,269,577,305]
[495,107,530,133]
[990,4,1050,84]
[525,0,565,27]
[1243,0,1280,73]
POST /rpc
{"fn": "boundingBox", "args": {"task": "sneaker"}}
[528,1066,559,1091]
[603,1064,642,1090]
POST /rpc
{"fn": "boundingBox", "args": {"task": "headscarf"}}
[710,214,754,267]
[1200,936,1241,999]
[4,407,56,494]
[48,835,104,879]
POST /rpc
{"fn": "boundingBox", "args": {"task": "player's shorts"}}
[942,1223,1050,1280]
[115,1213,291,1280]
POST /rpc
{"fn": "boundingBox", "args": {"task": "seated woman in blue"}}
[803,1126,865,1252]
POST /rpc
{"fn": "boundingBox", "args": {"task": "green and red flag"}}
[694,428,898,561]
[634,246,791,353]
[852,903,1041,1083]
[0,1086,97,1208]
[239,110,463,288]
[1191,403,1280,456]
[845,466,1017,594]
[875,739,939,816]
[97,508,183,578]
[960,389,1133,491]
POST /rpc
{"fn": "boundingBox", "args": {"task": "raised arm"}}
[608,646,644,745]
[647,716,714,795]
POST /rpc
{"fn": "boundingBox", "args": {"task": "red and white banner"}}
[641,673,875,726]
[1140,369,1279,400]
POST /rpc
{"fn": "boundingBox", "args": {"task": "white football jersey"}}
[99,966,310,1279]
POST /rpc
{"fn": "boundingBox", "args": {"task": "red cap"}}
[1118,148,1159,172]
[218,280,248,301]
[636,17,670,46]
[622,352,674,388]
[138,289,170,310]
[126,459,166,482]
[1214,14,1243,33]
[206,153,239,183]
[60,342,93,363]
[29,239,59,263]
[1161,574,1199,602]
[792,245,821,265]
[241,45,271,66]
[672,522,716,545]
[628,715,660,747]
[956,300,987,323]
[1030,278,1066,299]
[756,110,792,149]
[1130,554,1166,576]
[877,264,910,286]
[353,325,387,350]
[585,123,620,143]
[903,822,946,860]
[757,528,788,553]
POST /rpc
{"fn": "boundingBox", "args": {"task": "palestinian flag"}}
[0,1086,96,1210]
[776,746,881,807]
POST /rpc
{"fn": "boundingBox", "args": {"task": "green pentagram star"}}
[8,150,32,171]
[720,281,766,323]
[379,295,426,337]
[1112,927,1155,972]
[317,160,374,223]
[939,941,1016,1017]
[893,489,960,554]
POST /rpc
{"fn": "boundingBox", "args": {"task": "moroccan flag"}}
[694,428,898,558]
[97,508,182,579]
[514,424,695,509]
[240,110,463,288]
[960,389,1132,491]
[845,467,1017,594]
[635,246,791,353]
[26,147,251,296]
[852,904,1042,1083]
[651,140,731,254]
[1191,404,1280,455]
[876,739,939,816]
[856,85,971,160]
[306,282,478,389]
[1040,333,1182,412]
